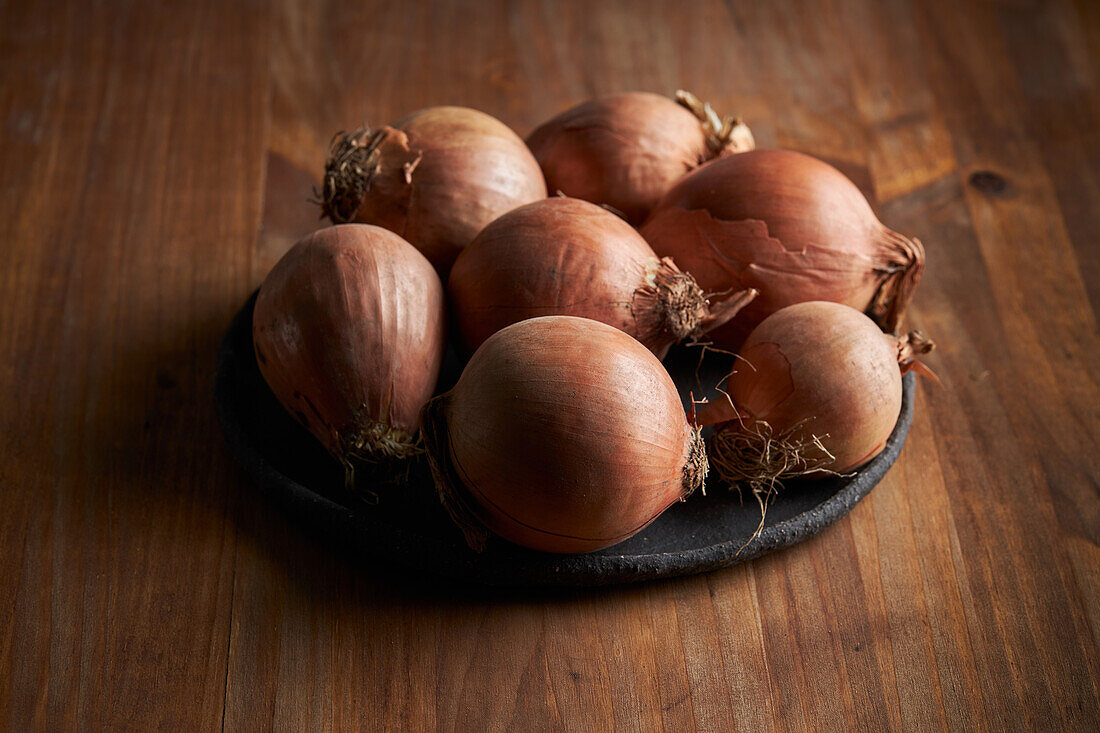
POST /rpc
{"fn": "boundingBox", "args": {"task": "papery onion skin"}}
[252,224,446,473]
[525,91,754,225]
[697,302,932,482]
[422,316,706,554]
[321,106,547,273]
[641,149,924,347]
[447,197,756,358]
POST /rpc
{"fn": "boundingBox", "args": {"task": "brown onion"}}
[447,196,756,358]
[525,90,754,225]
[252,225,446,482]
[696,301,933,492]
[319,106,547,273]
[421,316,707,554]
[641,149,924,347]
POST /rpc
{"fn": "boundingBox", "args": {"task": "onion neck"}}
[675,89,756,159]
[868,227,925,334]
[895,330,938,380]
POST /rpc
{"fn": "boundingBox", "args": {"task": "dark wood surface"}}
[2,0,1098,729]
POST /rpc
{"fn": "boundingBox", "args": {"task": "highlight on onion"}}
[640,149,924,347]
[695,301,933,503]
[447,196,757,358]
[421,316,707,554]
[319,106,548,273]
[525,90,755,225]
[252,224,446,485]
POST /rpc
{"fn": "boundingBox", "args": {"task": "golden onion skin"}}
[423,316,705,554]
[448,197,751,359]
[322,106,547,273]
[698,302,905,476]
[526,92,752,225]
[641,150,924,348]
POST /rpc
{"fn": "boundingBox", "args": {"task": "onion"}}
[641,149,924,347]
[319,106,547,273]
[421,316,707,553]
[525,90,754,225]
[695,302,934,494]
[252,224,446,483]
[447,197,757,358]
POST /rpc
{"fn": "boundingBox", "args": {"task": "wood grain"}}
[1,0,1097,729]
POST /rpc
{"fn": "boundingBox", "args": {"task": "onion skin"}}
[447,197,756,358]
[525,91,754,225]
[697,302,933,483]
[252,225,446,475]
[641,149,924,347]
[320,106,547,273]
[422,316,706,554]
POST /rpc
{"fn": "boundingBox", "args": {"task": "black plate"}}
[215,294,915,587]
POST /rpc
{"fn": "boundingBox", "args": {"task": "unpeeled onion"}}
[695,301,933,490]
[421,316,707,554]
[319,106,547,272]
[641,149,924,347]
[525,90,754,224]
[252,225,446,482]
[447,196,756,358]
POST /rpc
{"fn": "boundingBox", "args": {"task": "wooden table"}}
[3,0,1098,729]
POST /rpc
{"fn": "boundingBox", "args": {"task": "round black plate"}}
[215,294,915,587]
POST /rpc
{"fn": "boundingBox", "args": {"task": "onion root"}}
[709,415,841,493]
[319,126,413,224]
[683,428,709,498]
[709,415,844,552]
[631,257,758,346]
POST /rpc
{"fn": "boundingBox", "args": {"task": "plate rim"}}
[215,293,915,587]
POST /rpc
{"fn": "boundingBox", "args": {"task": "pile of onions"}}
[421,316,707,553]
[641,149,924,347]
[525,90,754,225]
[252,224,446,484]
[319,106,547,272]
[695,301,933,497]
[447,196,757,358]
